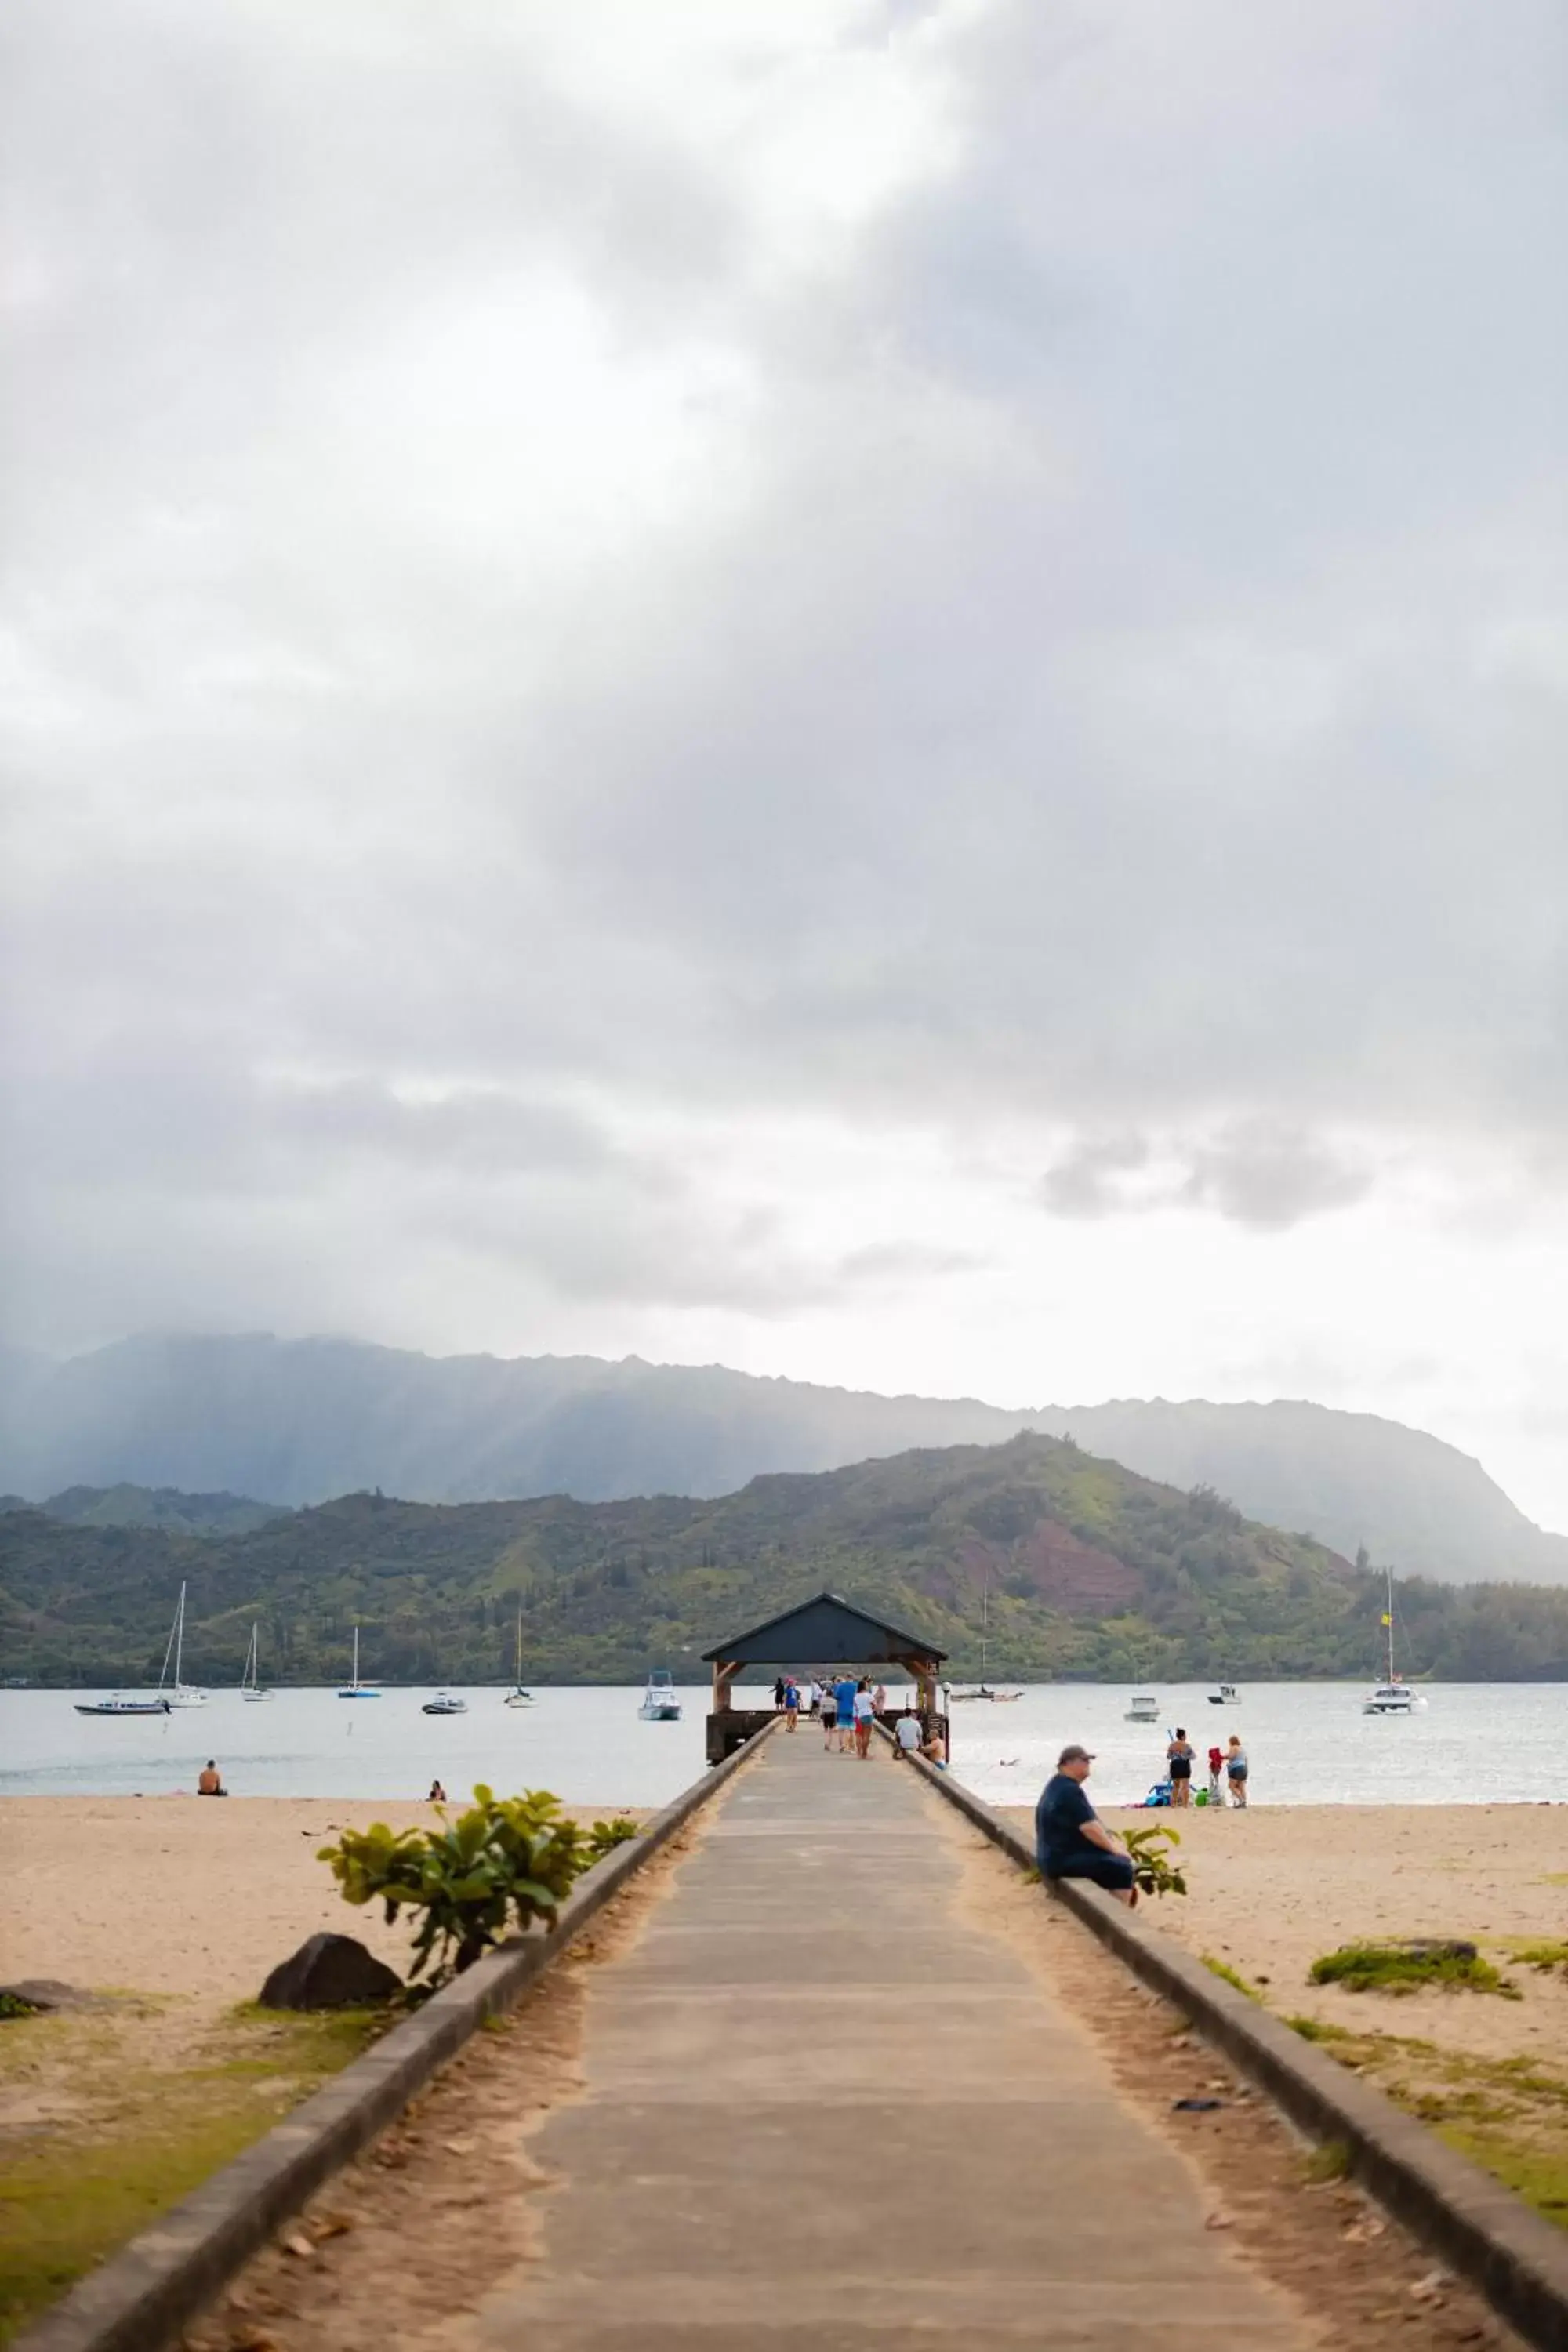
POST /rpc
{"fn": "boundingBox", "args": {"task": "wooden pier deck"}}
[473,1729,1308,2350]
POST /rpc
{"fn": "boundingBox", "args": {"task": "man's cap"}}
[1058,1743,1095,1766]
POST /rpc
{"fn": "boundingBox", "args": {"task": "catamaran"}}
[159,1582,208,1708]
[1363,1569,1427,1715]
[503,1610,533,1708]
[77,1581,205,1714]
[240,1621,273,1702]
[338,1625,380,1699]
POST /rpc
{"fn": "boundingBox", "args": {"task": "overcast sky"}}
[5,0,1568,1519]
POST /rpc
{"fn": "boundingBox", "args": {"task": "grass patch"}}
[1298,2024,1568,2233]
[1201,1955,1262,2003]
[1284,2014,1352,2042]
[1301,2140,1352,2183]
[1505,1940,1568,1974]
[0,2005,389,2344]
[1308,1940,1514,1997]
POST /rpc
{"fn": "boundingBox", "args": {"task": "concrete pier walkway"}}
[475,1729,1307,2350]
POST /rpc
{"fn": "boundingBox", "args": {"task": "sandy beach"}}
[0,1796,652,2004]
[1003,1799,1568,2061]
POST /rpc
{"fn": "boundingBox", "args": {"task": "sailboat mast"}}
[352,1625,359,1690]
[981,1566,989,1681]
[173,1584,186,1689]
[1386,1569,1396,1682]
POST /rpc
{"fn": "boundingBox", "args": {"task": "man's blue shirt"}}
[1035,1771,1097,1874]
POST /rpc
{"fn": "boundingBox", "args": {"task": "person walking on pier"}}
[773,1676,786,1711]
[1035,1744,1137,1906]
[784,1677,800,1732]
[834,1673,857,1752]
[853,1679,875,1758]
[822,1689,839,1750]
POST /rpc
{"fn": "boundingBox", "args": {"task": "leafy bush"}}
[318,1787,637,1987]
[1308,1940,1511,1997]
[1123,1823,1187,1898]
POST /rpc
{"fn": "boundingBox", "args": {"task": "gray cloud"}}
[2,0,1566,1351]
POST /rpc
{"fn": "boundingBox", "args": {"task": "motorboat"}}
[422,1691,468,1716]
[638,1671,682,1722]
[338,1626,381,1699]
[1361,1570,1428,1715]
[1207,1682,1239,1706]
[240,1622,273,1703]
[1125,1693,1160,1723]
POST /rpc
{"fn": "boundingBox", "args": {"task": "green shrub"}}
[318,1786,638,1987]
[1308,1940,1509,1997]
[1123,1823,1187,1899]
[1301,2140,1352,2183]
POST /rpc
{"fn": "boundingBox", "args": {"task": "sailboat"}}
[948,1567,1022,1701]
[1362,1568,1427,1715]
[159,1582,209,1708]
[503,1610,533,1708]
[240,1621,273,1703]
[338,1625,381,1700]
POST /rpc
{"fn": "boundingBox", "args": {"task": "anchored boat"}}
[639,1671,682,1722]
[338,1626,381,1699]
[1363,1570,1427,1715]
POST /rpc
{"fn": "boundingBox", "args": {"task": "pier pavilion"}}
[702,1588,947,1762]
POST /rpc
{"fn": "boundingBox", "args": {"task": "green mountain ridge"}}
[3,1334,1564,1586]
[3,1434,1565,1688]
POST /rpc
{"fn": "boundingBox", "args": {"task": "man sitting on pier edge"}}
[1035,1744,1136,1906]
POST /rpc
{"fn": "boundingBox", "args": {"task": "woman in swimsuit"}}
[1166,1728,1195,1807]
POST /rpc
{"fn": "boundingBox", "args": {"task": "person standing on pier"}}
[1035,1745,1137,1906]
[834,1673,857,1752]
[773,1676,786,1711]
[852,1679,875,1758]
[783,1677,800,1732]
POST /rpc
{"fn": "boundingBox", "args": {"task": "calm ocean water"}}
[2,1681,1563,1807]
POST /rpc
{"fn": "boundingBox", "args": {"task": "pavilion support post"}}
[711,1661,742,1713]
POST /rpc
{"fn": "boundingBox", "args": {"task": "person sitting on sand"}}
[197,1760,226,1797]
[1225,1736,1249,1808]
[428,1780,447,1803]
[1035,1744,1137,1907]
[894,1712,923,1759]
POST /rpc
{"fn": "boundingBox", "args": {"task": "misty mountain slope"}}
[2,1333,1564,1587]
[7,1431,1567,1687]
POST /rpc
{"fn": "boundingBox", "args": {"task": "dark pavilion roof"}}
[702,1590,946,1668]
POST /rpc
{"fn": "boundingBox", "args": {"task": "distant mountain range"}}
[6,1432,1566,1687]
[2,1332,1564,1587]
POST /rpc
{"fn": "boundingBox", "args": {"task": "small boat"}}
[240,1621,273,1703]
[422,1690,467,1716]
[1207,1682,1239,1706]
[503,1610,533,1708]
[948,1570,1022,1701]
[160,1582,209,1708]
[1125,1692,1160,1723]
[338,1626,381,1699]
[1361,1570,1428,1715]
[74,1694,171,1717]
[638,1670,682,1722]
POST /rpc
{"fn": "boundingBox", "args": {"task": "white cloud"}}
[4,0,1568,1519]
